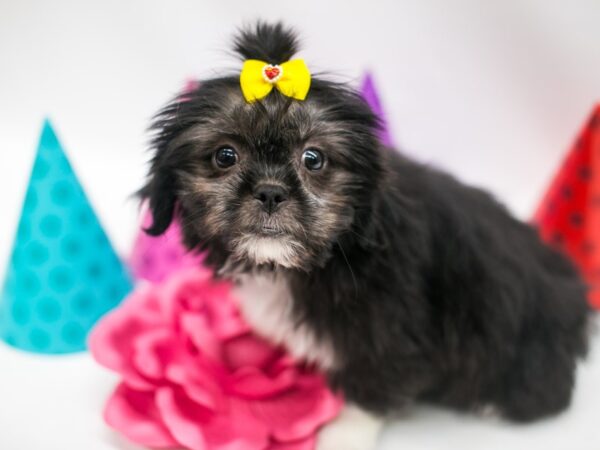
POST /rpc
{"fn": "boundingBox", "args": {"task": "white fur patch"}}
[232,272,338,370]
[233,235,303,268]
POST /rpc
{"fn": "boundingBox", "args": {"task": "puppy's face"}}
[145,79,381,273]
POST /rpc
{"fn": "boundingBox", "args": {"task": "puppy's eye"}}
[301,148,324,171]
[214,146,238,169]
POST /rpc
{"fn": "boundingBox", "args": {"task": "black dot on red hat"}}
[570,212,584,227]
[579,166,591,181]
[561,186,573,199]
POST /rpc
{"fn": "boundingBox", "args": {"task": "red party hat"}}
[534,105,600,308]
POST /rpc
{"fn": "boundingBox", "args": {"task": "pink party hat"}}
[129,207,203,283]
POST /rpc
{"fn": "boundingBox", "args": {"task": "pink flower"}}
[89,268,343,450]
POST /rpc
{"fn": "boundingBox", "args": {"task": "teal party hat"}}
[0,120,133,354]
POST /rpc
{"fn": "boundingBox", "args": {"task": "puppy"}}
[141,22,593,449]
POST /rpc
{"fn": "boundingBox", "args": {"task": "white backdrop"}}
[1,1,600,449]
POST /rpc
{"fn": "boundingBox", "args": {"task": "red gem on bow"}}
[263,65,281,82]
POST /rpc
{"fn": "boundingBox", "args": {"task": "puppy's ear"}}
[140,87,193,236]
[139,160,178,237]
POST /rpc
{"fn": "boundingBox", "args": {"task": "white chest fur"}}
[232,273,337,370]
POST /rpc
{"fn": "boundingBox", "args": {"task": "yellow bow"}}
[240,59,311,103]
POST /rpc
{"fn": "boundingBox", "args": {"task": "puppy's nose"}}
[253,184,289,213]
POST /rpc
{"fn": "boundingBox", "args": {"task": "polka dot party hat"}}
[534,104,600,308]
[0,119,133,353]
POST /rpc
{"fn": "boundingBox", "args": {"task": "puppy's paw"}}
[316,404,383,450]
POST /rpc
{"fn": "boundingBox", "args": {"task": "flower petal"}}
[203,284,250,339]
[180,312,222,362]
[156,387,269,450]
[132,328,174,380]
[166,269,248,339]
[155,387,210,450]
[227,366,297,399]
[104,383,178,448]
[223,334,282,371]
[165,362,223,411]
[89,287,163,390]
[250,377,343,443]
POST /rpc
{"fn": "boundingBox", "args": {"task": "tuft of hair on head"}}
[233,21,300,64]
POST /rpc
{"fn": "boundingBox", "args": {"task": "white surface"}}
[0,325,599,450]
[317,404,384,450]
[1,1,600,449]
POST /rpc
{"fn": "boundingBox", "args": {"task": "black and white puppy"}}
[142,22,593,449]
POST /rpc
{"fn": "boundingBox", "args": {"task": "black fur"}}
[233,21,300,64]
[141,22,593,422]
